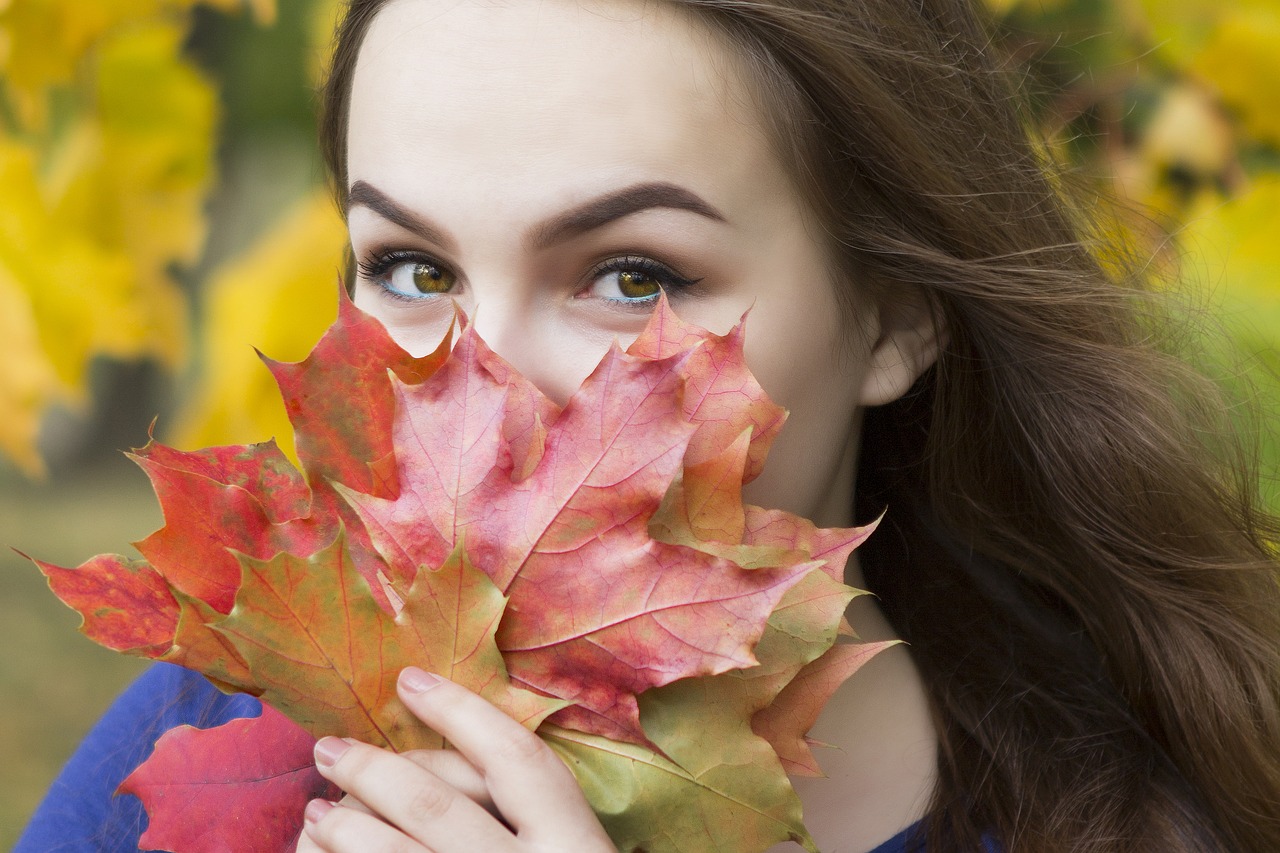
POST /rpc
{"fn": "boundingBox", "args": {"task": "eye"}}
[586,255,700,303]
[358,250,457,299]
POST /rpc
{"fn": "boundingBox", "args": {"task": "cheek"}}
[740,299,869,524]
[352,287,457,358]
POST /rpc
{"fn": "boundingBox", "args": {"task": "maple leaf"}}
[263,289,450,501]
[210,533,566,749]
[119,705,337,853]
[32,553,178,658]
[32,292,880,853]
[623,300,786,482]
[342,318,818,746]
[132,438,332,614]
[542,557,884,852]
[752,639,897,777]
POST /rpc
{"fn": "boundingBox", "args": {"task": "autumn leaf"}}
[203,533,567,749]
[132,439,334,614]
[548,582,872,853]
[542,562,883,852]
[342,309,819,746]
[33,293,877,853]
[32,553,179,658]
[119,705,336,853]
[264,290,450,500]
[545,719,813,853]
[753,640,896,777]
[623,300,786,481]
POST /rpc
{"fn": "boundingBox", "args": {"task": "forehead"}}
[347,0,786,211]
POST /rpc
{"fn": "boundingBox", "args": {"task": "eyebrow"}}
[528,182,726,249]
[348,180,455,250]
[346,180,726,251]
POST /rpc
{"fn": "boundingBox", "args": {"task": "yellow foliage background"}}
[0,0,341,478]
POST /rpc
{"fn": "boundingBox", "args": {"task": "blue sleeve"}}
[15,663,262,853]
[867,821,928,853]
[866,820,1001,852]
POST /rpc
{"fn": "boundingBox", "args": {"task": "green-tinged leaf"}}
[213,532,565,749]
[545,720,815,853]
[544,563,871,852]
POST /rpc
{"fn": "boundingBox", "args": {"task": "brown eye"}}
[382,260,456,297]
[615,270,662,299]
[587,256,698,304]
[409,263,453,294]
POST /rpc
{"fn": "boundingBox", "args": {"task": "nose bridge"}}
[469,291,575,405]
[469,294,527,365]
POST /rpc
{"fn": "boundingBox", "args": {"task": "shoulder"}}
[15,664,260,853]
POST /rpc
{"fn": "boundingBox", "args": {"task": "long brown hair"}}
[319,1,1280,849]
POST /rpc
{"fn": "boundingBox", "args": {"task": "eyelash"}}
[587,255,701,303]
[356,249,445,299]
[355,249,702,303]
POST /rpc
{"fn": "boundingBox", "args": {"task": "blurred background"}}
[1,0,1277,845]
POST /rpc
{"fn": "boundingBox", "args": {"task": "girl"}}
[19,0,1280,850]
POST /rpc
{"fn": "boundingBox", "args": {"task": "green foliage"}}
[984,0,1280,512]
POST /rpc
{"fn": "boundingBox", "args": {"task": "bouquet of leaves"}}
[32,291,885,853]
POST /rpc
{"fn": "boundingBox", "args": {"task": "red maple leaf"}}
[342,322,819,745]
[31,292,882,853]
[119,705,339,853]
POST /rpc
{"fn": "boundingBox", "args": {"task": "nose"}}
[467,296,596,407]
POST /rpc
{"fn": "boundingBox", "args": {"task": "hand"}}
[296,667,616,852]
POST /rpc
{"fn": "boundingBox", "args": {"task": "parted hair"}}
[319,0,1280,849]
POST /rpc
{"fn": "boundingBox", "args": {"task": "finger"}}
[400,749,495,815]
[295,795,401,850]
[303,798,434,852]
[336,792,377,817]
[312,736,514,852]
[295,817,327,853]
[396,668,610,846]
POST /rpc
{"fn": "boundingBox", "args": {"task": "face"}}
[346,0,919,527]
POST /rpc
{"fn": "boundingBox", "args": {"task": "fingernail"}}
[314,737,351,768]
[305,798,335,824]
[400,667,443,694]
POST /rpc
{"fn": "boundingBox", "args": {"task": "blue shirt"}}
[17,664,936,852]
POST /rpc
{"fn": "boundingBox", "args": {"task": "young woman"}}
[18,0,1280,850]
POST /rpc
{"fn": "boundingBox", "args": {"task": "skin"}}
[301,0,942,849]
